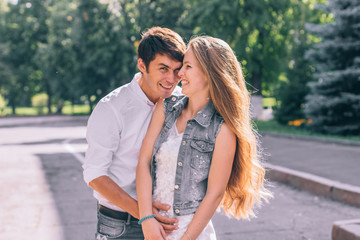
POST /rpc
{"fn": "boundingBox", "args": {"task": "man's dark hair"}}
[137,27,186,70]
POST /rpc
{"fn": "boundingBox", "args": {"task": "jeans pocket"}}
[97,213,126,239]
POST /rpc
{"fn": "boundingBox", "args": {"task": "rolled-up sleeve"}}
[83,101,122,185]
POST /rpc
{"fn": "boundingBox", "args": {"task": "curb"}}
[264,163,360,208]
[332,219,360,240]
[260,131,360,147]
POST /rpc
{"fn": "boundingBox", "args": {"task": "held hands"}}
[152,201,179,233]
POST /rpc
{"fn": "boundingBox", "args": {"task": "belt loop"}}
[126,213,131,225]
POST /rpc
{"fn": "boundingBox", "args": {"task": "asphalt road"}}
[1,116,359,240]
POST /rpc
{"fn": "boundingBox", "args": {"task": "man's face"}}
[138,54,182,103]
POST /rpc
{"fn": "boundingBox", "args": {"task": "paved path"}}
[261,133,360,187]
[1,115,360,240]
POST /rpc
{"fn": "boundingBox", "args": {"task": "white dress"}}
[153,122,217,240]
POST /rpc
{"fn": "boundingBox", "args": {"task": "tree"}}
[305,0,360,135]
[134,0,189,36]
[181,0,291,118]
[0,0,49,113]
[274,0,328,124]
[72,0,137,112]
[183,0,290,96]
[35,0,77,114]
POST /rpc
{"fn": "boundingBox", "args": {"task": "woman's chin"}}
[181,89,190,97]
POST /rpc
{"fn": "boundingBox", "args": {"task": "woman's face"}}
[178,48,209,98]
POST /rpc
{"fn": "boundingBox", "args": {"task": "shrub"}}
[31,93,48,115]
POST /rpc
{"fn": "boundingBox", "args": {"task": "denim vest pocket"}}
[190,139,214,177]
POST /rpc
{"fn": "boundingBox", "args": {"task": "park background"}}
[0,0,359,141]
[1,1,360,239]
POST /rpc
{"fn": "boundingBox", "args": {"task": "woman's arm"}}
[136,100,168,240]
[181,122,236,240]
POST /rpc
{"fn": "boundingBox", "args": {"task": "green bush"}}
[31,93,48,115]
[0,94,7,115]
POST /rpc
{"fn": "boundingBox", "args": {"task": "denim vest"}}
[151,95,224,216]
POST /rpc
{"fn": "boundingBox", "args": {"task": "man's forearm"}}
[89,175,140,218]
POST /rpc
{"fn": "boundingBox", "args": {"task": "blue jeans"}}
[95,209,144,240]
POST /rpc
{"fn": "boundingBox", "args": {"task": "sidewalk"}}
[260,132,360,240]
[260,132,360,203]
[1,115,358,200]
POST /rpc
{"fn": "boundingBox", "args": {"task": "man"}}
[83,27,186,239]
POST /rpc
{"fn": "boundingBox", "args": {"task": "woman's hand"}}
[142,218,167,240]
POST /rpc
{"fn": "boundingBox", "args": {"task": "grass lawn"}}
[1,104,90,116]
[254,120,360,142]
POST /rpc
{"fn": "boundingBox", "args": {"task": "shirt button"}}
[182,141,186,145]
[178,162,183,166]
[187,123,191,126]
[174,185,179,189]
[175,209,180,214]
[171,96,176,101]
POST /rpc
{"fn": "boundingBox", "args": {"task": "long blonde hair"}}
[189,36,272,219]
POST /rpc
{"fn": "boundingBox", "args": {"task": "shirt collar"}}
[130,73,155,107]
[172,97,216,127]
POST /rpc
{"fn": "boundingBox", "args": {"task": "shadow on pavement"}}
[36,152,97,240]
[0,121,87,129]
[2,138,86,146]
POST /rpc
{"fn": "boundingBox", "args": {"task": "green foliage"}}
[71,0,138,111]
[31,92,48,114]
[0,0,336,121]
[0,0,49,112]
[183,0,291,96]
[305,0,360,135]
[274,0,325,124]
[0,93,7,115]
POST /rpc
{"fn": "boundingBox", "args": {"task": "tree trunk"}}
[47,92,52,114]
[87,95,93,114]
[251,72,262,96]
[56,100,63,114]
[11,104,15,115]
[8,95,16,115]
[43,78,52,114]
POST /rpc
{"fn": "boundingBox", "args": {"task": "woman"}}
[136,36,272,240]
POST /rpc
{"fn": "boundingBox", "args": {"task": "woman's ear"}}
[138,58,147,73]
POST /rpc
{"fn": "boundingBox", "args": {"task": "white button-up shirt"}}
[83,73,156,211]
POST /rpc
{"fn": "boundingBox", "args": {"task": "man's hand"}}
[142,218,167,240]
[152,202,179,233]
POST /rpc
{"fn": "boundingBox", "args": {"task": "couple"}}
[83,27,271,240]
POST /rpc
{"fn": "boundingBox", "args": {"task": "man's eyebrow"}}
[158,63,170,68]
[159,63,182,71]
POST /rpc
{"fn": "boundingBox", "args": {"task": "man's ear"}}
[138,58,147,73]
